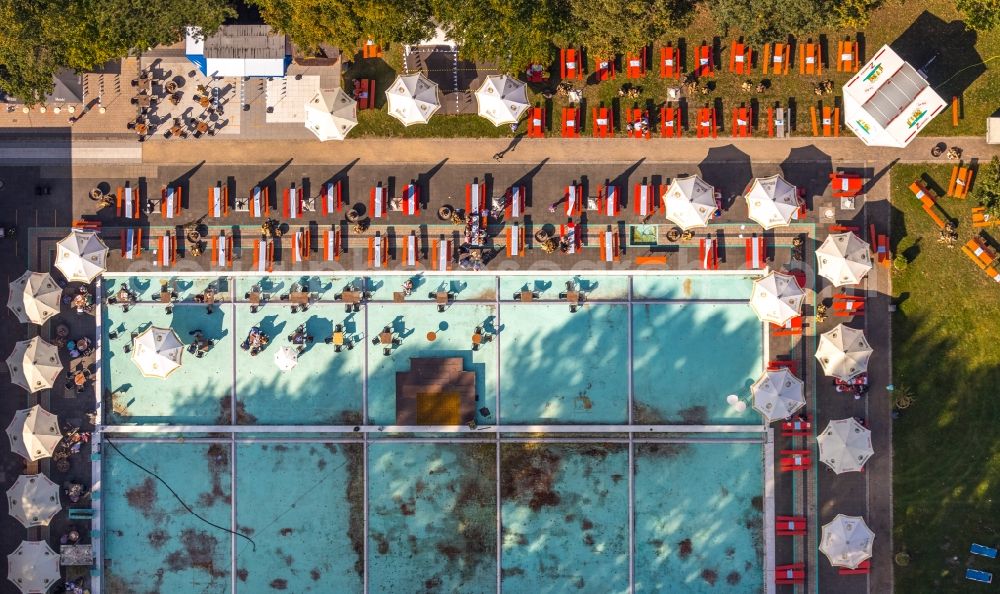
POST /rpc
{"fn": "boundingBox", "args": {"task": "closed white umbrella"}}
[749,271,805,325]
[304,88,357,141]
[6,338,62,393]
[816,232,873,286]
[750,368,805,423]
[7,475,61,528]
[55,229,107,283]
[7,271,61,325]
[663,175,717,230]
[817,418,874,474]
[6,540,60,594]
[819,514,874,569]
[131,326,183,379]
[745,175,799,229]
[475,75,528,126]
[386,73,441,126]
[274,345,298,372]
[5,405,62,462]
[815,324,873,381]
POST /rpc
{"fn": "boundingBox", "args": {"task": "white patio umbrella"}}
[304,88,357,141]
[475,75,528,126]
[745,175,799,229]
[274,345,298,372]
[6,337,62,393]
[750,368,805,423]
[7,474,61,528]
[663,175,717,230]
[749,271,805,326]
[5,405,62,462]
[815,324,873,382]
[385,73,441,126]
[131,326,183,379]
[7,540,60,594]
[55,229,107,283]
[7,271,61,325]
[817,418,874,474]
[819,514,874,569]
[816,232,873,286]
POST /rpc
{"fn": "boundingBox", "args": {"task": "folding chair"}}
[370,184,387,219]
[431,238,452,271]
[527,106,545,138]
[560,48,582,80]
[762,42,790,75]
[506,223,526,257]
[626,47,646,78]
[117,185,139,219]
[694,43,714,77]
[401,183,420,215]
[592,107,613,138]
[732,106,752,137]
[599,229,620,262]
[767,106,788,138]
[840,560,870,575]
[291,229,310,264]
[402,232,420,267]
[155,234,176,267]
[321,180,342,215]
[598,184,620,216]
[696,107,717,138]
[633,183,655,217]
[561,221,580,254]
[947,165,974,198]
[120,228,142,260]
[660,105,681,137]
[837,39,859,72]
[776,515,807,535]
[562,107,580,137]
[208,184,228,217]
[210,231,233,267]
[775,563,805,585]
[729,40,752,74]
[780,449,811,471]
[284,186,303,219]
[466,181,487,215]
[322,228,342,261]
[565,184,584,216]
[368,233,388,268]
[659,44,680,79]
[626,108,650,139]
[699,237,719,270]
[161,186,182,219]
[506,186,525,218]
[252,239,273,273]
[594,56,615,81]
[250,186,269,218]
[746,235,765,269]
[799,40,822,75]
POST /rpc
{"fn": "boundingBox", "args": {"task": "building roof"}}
[202,25,286,60]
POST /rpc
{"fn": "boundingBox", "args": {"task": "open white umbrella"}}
[749,271,805,325]
[817,418,874,474]
[663,175,717,230]
[819,514,874,569]
[5,405,62,462]
[750,368,805,423]
[745,175,799,229]
[386,73,441,126]
[7,271,61,325]
[475,75,528,126]
[131,326,183,379]
[815,324,873,381]
[816,232,873,286]
[55,229,108,283]
[7,540,60,594]
[304,88,357,141]
[7,475,61,528]
[274,346,298,372]
[6,338,62,393]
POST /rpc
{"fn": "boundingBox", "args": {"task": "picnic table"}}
[799,41,822,75]
[560,48,582,80]
[812,105,840,137]
[830,172,863,197]
[626,109,650,139]
[289,291,310,305]
[378,329,394,345]
[767,106,788,138]
[732,106,752,137]
[527,106,545,138]
[134,122,148,136]
[526,63,546,83]
[561,107,580,137]
[660,105,681,138]
[659,44,680,79]
[694,43,714,77]
[60,544,93,566]
[625,48,646,78]
[837,39,859,72]
[696,107,717,138]
[341,290,363,304]
[762,43,790,75]
[594,56,615,81]
[592,107,613,138]
[729,40,752,74]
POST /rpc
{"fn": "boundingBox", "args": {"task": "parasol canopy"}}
[7,271,61,325]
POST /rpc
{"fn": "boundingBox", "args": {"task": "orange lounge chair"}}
[506,223,526,257]
[598,184,620,216]
[840,560,870,575]
[321,181,342,215]
[732,106,752,137]
[780,418,811,438]
[699,237,719,270]
[564,184,584,216]
[250,186,269,218]
[562,106,581,138]
[696,107,717,138]
[626,108,650,139]
[116,185,139,219]
[561,221,581,254]
[431,238,452,271]
[729,40,752,74]
[252,239,273,273]
[291,229,310,264]
[208,184,228,218]
[837,39,859,72]
[361,39,383,59]
[594,56,615,81]
[506,185,526,218]
[161,186,182,219]
[833,293,865,316]
[947,165,973,198]
[466,181,487,214]
[762,42,790,75]
[401,232,420,267]
[370,184,387,218]
[659,105,681,137]
[560,48,582,80]
[799,41,822,75]
[401,183,420,216]
[322,228,343,261]
[283,186,303,220]
[156,234,177,268]
[776,515,807,535]
[780,450,811,471]
[121,228,142,260]
[368,233,389,268]
[210,232,233,267]
[831,172,863,197]
[626,48,646,78]
[633,183,655,217]
[527,106,545,138]
[694,43,714,77]
[776,563,806,585]
[746,235,765,269]
[659,44,680,79]
[355,79,375,109]
[772,316,803,337]
[972,207,995,228]
[592,107,614,137]
[599,229,620,262]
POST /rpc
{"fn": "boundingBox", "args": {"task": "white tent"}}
[55,230,108,283]
[749,271,805,326]
[475,75,528,126]
[131,326,183,379]
[6,405,62,462]
[6,540,60,594]
[386,73,441,126]
[815,324,873,381]
[304,88,357,141]
[819,514,875,569]
[274,345,298,372]
[817,418,874,474]
[7,271,61,325]
[816,232,872,286]
[7,474,61,528]
[745,175,800,229]
[6,338,62,393]
[750,368,805,423]
[843,44,946,148]
[185,25,287,78]
[663,175,717,230]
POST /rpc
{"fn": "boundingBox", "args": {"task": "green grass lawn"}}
[891,163,1000,592]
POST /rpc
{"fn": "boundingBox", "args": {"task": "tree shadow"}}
[891,11,984,98]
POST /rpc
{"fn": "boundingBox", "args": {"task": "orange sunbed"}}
[598,184,620,216]
[527,106,545,138]
[208,185,228,217]
[356,79,375,109]
[156,234,177,267]
[564,184,584,216]
[291,229,310,264]
[947,165,973,198]
[506,223,526,257]
[401,183,420,216]
[776,563,806,585]
[776,516,807,535]
[694,43,714,77]
[121,228,142,260]
[659,105,681,137]
[432,238,452,271]
[252,239,273,273]
[210,232,232,267]
[117,185,139,219]
[799,41,822,75]
[729,40,752,74]
[321,181,342,215]
[659,44,680,79]
[401,232,420,267]
[626,48,646,78]
[599,230,620,262]
[594,56,615,81]
[250,186,269,218]
[562,106,580,138]
[699,237,719,270]
[161,186,182,218]
[837,39,859,72]
[368,233,388,268]
[506,185,525,218]
[626,108,650,139]
[746,235,765,269]
[560,48,582,80]
[732,106,752,137]
[762,42,790,75]
[283,186,303,219]
[696,107,717,138]
[592,107,613,137]
[322,229,342,261]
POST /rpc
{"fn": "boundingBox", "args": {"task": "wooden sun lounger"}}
[799,40,822,75]
[696,107,717,138]
[117,186,139,219]
[356,79,375,109]
[560,48,583,80]
[598,184,620,216]
[729,40,752,74]
[776,563,805,585]
[208,185,228,217]
[762,42,790,75]
[368,233,389,268]
[599,229,620,262]
[660,44,680,79]
[562,106,580,137]
[322,229,343,261]
[767,106,788,138]
[321,180,342,215]
[837,39,859,72]
[694,43,714,77]
[506,223,526,257]
[527,106,545,138]
[594,56,615,81]
[592,107,614,137]
[211,232,233,267]
[947,165,973,198]
[732,106,752,137]
[626,108,650,139]
[776,515,807,535]
[659,105,681,137]
[626,48,646,78]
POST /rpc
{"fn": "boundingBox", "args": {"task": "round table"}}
[135,123,148,135]
[196,122,209,134]
[426,332,437,342]
[472,334,483,345]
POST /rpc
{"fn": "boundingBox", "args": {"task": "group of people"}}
[241,326,270,356]
[69,286,94,314]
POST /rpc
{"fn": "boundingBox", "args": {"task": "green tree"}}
[564,0,694,58]
[708,0,833,46]
[956,0,1000,31]
[831,0,882,29]
[971,156,1000,220]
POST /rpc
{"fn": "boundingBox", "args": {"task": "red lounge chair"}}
[402,232,420,266]
[837,39,859,72]
[466,181,487,214]
[560,48,582,80]
[696,107,717,138]
[368,233,388,268]
[121,228,142,260]
[161,186,182,219]
[598,184,620,216]
[831,172,863,197]
[370,185,387,219]
[592,107,613,137]
[565,184,584,216]
[780,449,811,471]
[746,235,765,269]
[283,186,303,220]
[833,293,865,317]
[775,563,805,585]
[117,185,139,219]
[210,232,232,267]
[250,186,269,218]
[633,184,655,217]
[768,359,798,374]
[401,183,420,216]
[561,221,581,254]
[626,48,646,78]
[660,105,681,138]
[626,108,650,139]
[699,237,719,270]
[506,185,525,218]
[156,234,177,267]
[291,229,310,264]
[208,185,228,218]
[562,107,580,138]
[252,239,273,273]
[599,229,620,262]
[729,40,752,74]
[321,181,342,215]
[322,229,342,261]
[694,43,714,77]
[771,316,803,337]
[594,56,615,81]
[659,44,680,79]
[840,560,870,575]
[776,515,807,535]
[355,79,375,109]
[762,43,790,75]
[799,40,822,75]
[506,223,526,257]
[432,238,452,271]
[527,106,545,138]
[732,106,752,137]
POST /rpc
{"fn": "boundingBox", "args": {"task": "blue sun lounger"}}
[966,568,993,584]
[971,543,998,559]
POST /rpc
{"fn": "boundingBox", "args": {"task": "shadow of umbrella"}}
[780,145,833,206]
[698,145,752,204]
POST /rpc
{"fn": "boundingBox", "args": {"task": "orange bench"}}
[560,48,582,80]
[947,165,973,198]
[594,56,615,81]
[625,48,646,78]
[762,42,790,75]
[732,106,752,137]
[659,44,680,79]
[836,39,859,72]
[694,43,714,77]
[527,106,545,138]
[729,40,752,74]
[972,207,995,228]
[812,105,840,137]
[659,105,681,137]
[626,108,650,139]
[799,40,822,74]
[592,107,614,137]
[562,107,580,138]
[355,79,375,110]
[636,254,667,266]
[696,107,717,138]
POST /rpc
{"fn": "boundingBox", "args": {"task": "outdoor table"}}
[341,290,362,304]
[196,121,209,134]
[565,290,580,305]
[135,94,152,109]
[435,291,450,305]
[60,544,92,566]
[135,123,148,136]
[136,77,151,93]
[378,331,393,345]
[332,331,345,346]
[520,290,535,302]
[472,333,483,345]
[199,96,211,108]
[290,291,310,305]
[170,125,183,136]
[203,292,216,304]
[73,372,87,387]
